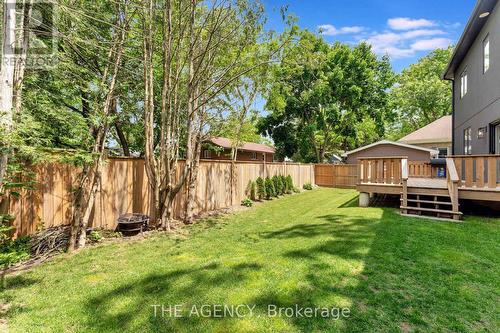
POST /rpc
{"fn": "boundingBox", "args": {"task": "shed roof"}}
[398,116,452,145]
[208,137,275,154]
[342,140,439,158]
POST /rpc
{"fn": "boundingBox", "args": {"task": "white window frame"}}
[484,34,490,73]
[460,70,468,98]
[251,151,257,160]
[436,147,448,158]
[464,127,472,155]
[203,149,211,159]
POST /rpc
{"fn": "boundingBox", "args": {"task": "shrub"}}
[250,181,257,201]
[0,230,30,288]
[286,175,294,194]
[89,230,102,243]
[303,182,313,190]
[265,177,275,199]
[256,177,266,200]
[272,176,281,196]
[281,175,289,194]
[241,198,253,207]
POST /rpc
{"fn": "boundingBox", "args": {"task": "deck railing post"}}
[401,158,408,214]
[446,158,461,220]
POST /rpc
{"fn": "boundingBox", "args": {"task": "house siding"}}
[202,148,274,162]
[453,2,500,154]
[345,144,433,164]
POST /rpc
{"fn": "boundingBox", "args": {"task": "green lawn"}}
[1,188,499,332]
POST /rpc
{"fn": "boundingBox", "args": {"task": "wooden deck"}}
[356,155,500,219]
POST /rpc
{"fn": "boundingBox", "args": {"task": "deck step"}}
[403,192,451,198]
[400,206,462,215]
[400,199,454,206]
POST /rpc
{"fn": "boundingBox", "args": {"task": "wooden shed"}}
[343,140,438,164]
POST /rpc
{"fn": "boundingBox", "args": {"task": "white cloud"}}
[388,17,437,30]
[318,24,365,36]
[411,38,452,51]
[400,29,446,39]
[364,30,451,59]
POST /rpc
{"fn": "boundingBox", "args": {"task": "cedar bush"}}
[250,181,257,201]
[256,177,266,200]
[265,177,275,199]
[303,182,313,190]
[286,175,294,193]
[280,175,288,194]
[272,176,280,196]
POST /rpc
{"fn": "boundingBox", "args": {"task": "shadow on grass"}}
[84,261,263,331]
[81,193,497,332]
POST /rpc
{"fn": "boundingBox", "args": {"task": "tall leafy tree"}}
[388,47,453,139]
[259,30,394,162]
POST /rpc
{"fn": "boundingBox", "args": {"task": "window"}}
[460,70,468,98]
[251,152,257,160]
[203,149,211,159]
[464,128,472,155]
[437,148,448,158]
[484,35,490,73]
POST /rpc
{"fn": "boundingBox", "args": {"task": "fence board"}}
[6,158,315,236]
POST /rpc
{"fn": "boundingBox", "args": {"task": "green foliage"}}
[0,236,30,269]
[285,175,294,194]
[241,198,253,207]
[250,181,257,201]
[271,176,281,196]
[260,30,395,162]
[88,230,103,243]
[256,177,266,200]
[388,47,454,139]
[303,182,313,190]
[264,177,275,200]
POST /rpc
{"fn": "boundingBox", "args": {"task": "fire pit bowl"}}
[117,213,149,235]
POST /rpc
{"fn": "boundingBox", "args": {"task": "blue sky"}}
[262,0,477,71]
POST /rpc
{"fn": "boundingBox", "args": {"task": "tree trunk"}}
[0,0,16,194]
[184,135,202,224]
[68,3,128,251]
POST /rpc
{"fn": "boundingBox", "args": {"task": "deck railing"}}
[358,157,404,185]
[450,155,500,189]
[445,158,460,218]
[408,162,433,178]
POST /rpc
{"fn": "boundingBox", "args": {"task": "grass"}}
[1,188,499,332]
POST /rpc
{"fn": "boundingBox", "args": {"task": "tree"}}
[388,47,453,139]
[141,0,269,229]
[259,30,394,162]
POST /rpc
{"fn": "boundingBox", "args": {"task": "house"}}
[342,140,438,164]
[328,154,343,164]
[202,137,275,162]
[398,116,452,158]
[443,0,499,155]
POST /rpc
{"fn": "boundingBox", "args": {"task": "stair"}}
[400,192,462,220]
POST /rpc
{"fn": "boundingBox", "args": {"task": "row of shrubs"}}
[242,175,313,207]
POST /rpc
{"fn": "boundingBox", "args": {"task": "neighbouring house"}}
[328,154,342,164]
[202,137,276,162]
[398,116,452,158]
[342,140,438,164]
[443,0,499,155]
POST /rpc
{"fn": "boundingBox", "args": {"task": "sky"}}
[262,0,477,71]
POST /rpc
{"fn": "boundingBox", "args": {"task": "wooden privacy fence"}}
[7,158,315,236]
[314,164,358,188]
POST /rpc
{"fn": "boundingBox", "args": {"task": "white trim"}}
[341,140,439,157]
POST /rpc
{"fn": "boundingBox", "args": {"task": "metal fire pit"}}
[117,213,149,235]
